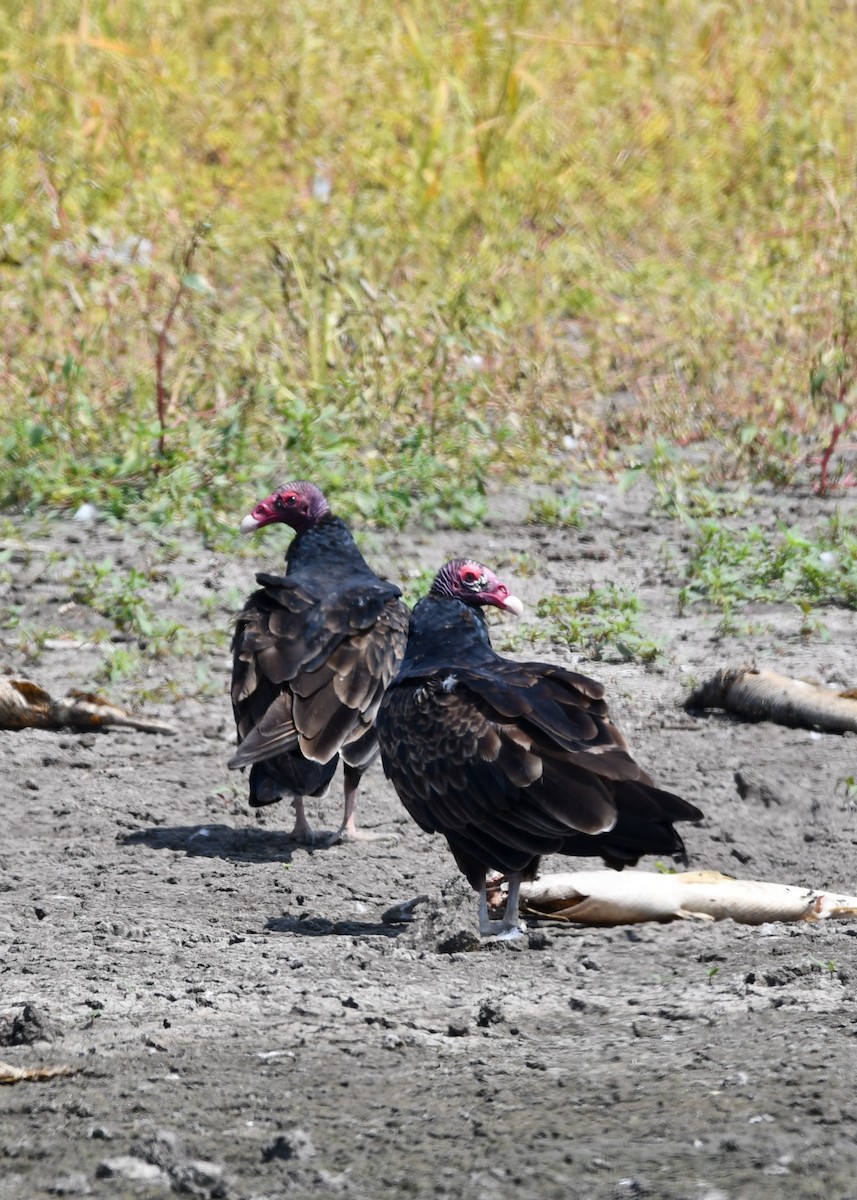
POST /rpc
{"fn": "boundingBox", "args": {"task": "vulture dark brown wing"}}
[378,677,618,858]
[559,776,697,868]
[449,660,646,781]
[290,594,409,762]
[229,600,301,769]
[230,576,408,769]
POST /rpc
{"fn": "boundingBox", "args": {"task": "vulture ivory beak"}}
[501,594,524,618]
[239,513,261,534]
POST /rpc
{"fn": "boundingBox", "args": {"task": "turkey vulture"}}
[376,559,703,937]
[229,481,409,843]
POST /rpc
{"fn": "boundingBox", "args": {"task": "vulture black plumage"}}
[376,559,703,937]
[229,481,409,843]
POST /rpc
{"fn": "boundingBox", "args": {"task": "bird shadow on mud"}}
[120,823,311,864]
[264,914,403,939]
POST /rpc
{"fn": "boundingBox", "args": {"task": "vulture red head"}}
[429,559,524,617]
[240,481,331,535]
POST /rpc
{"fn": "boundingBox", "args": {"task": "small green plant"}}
[526,494,585,528]
[795,600,830,642]
[82,1007,102,1030]
[498,552,541,579]
[837,775,857,811]
[69,559,151,630]
[399,566,438,611]
[68,557,187,648]
[527,585,663,663]
[712,605,769,641]
[622,444,751,522]
[95,646,144,685]
[681,517,857,629]
[200,586,248,621]
[5,622,67,664]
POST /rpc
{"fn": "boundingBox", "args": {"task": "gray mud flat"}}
[2,482,857,1199]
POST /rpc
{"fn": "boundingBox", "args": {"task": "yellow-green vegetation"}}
[526,585,663,664]
[526,494,585,528]
[3,0,857,535]
[679,513,857,639]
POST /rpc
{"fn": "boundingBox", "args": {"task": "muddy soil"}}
[2,480,857,1200]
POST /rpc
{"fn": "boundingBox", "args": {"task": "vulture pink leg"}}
[336,767,397,843]
[287,796,329,846]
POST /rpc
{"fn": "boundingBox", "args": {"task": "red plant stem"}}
[816,374,852,496]
[816,421,848,495]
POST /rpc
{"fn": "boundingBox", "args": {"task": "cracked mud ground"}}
[2,481,857,1199]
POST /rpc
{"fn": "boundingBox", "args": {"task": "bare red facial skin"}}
[239,481,329,534]
[431,559,524,616]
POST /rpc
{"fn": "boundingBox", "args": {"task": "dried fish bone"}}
[686,666,857,733]
[0,677,176,735]
[516,870,857,926]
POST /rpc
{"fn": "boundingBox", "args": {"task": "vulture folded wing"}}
[228,692,299,768]
[378,680,619,848]
[240,575,322,684]
[229,579,318,769]
[559,777,702,867]
[289,595,409,763]
[456,662,643,781]
[233,569,409,768]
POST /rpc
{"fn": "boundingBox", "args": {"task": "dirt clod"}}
[263,1130,316,1163]
[0,1004,62,1046]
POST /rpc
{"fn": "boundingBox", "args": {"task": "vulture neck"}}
[285,514,371,573]
[397,594,497,681]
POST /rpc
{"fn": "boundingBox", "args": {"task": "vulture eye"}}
[461,569,479,585]
[278,493,298,509]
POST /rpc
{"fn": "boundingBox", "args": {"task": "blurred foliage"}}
[3,0,857,530]
[526,493,585,528]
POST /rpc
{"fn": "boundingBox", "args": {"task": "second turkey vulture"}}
[376,559,703,937]
[229,481,409,843]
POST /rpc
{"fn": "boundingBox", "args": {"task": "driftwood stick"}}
[685,666,857,733]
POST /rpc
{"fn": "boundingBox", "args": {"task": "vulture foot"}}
[479,917,525,940]
[336,820,398,845]
[478,873,524,940]
[287,799,335,847]
[338,779,398,844]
